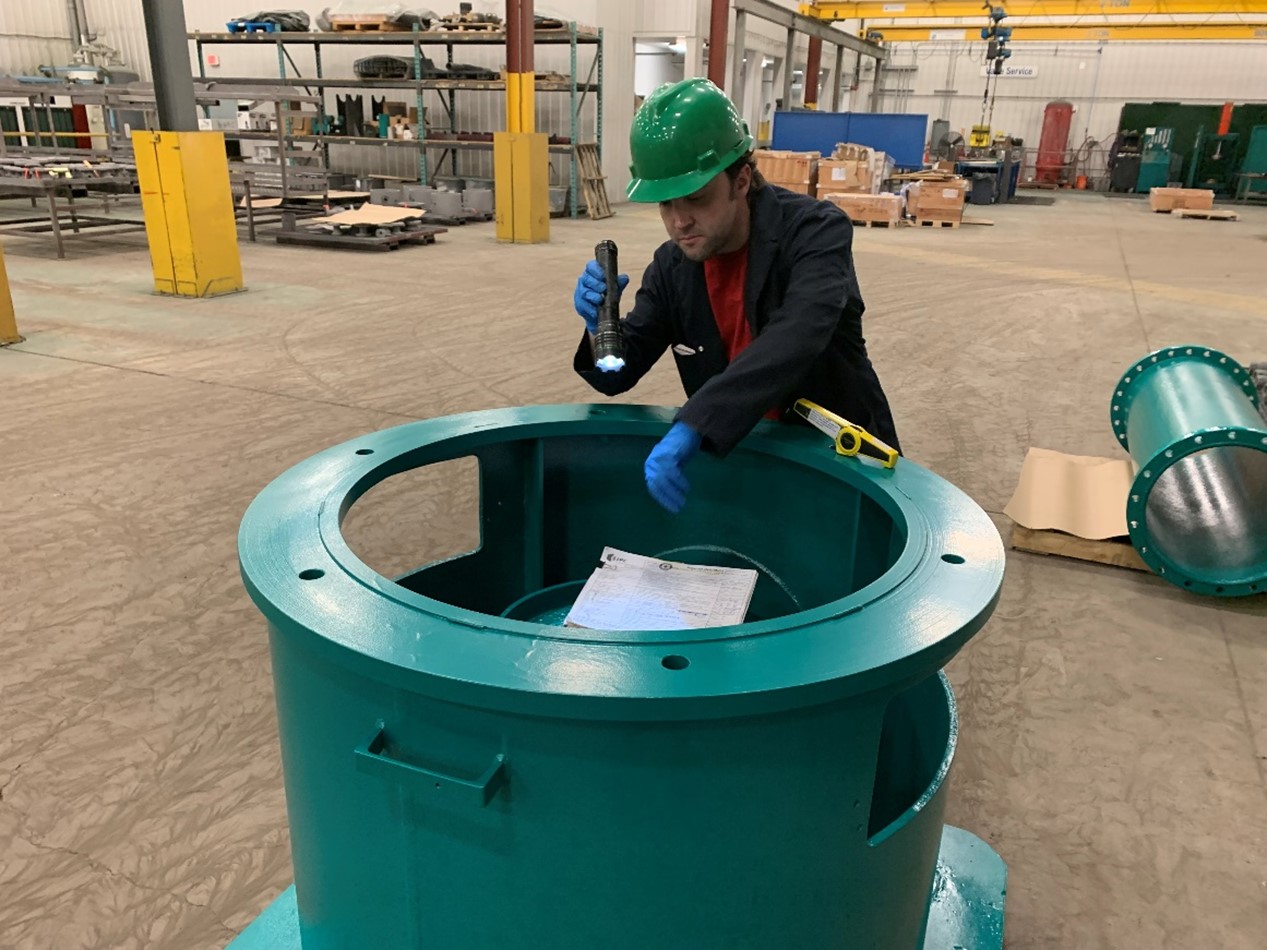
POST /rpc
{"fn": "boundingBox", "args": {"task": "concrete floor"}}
[2,193,1266,949]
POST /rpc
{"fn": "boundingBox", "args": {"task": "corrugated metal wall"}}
[864,39,1267,155]
[0,2,75,77]
[0,0,156,79]
[636,0,701,37]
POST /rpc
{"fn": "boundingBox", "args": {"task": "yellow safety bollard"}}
[0,242,22,346]
[132,130,244,297]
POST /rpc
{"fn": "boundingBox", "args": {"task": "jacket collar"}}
[744,185,782,325]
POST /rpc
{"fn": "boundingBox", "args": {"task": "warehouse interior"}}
[1,1,1266,949]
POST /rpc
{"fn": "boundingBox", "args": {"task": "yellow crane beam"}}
[862,21,1267,39]
[801,0,1267,19]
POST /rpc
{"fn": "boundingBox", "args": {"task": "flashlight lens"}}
[596,355,625,373]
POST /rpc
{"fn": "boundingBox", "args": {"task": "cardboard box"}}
[832,142,871,162]
[823,144,894,194]
[908,178,967,219]
[1149,187,1215,212]
[755,149,819,194]
[825,192,903,226]
[870,151,895,192]
[818,159,872,195]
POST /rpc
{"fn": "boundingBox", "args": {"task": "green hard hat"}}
[627,78,754,203]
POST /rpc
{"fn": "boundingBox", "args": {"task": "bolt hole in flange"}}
[299,569,325,580]
[662,654,690,670]
[941,554,965,564]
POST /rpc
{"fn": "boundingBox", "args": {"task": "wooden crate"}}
[824,192,901,228]
[1148,187,1214,212]
[755,150,819,193]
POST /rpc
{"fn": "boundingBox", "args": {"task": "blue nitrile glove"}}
[573,258,629,335]
[644,422,702,514]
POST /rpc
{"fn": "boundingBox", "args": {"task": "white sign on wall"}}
[930,30,969,42]
[980,64,1039,78]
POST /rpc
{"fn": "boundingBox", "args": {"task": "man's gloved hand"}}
[573,259,629,335]
[644,421,702,514]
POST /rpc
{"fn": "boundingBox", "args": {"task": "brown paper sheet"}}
[1003,447,1136,540]
[311,203,425,225]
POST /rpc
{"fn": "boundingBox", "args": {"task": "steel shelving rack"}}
[189,24,603,217]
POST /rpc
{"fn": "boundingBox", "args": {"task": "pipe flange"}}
[1110,345,1259,450]
[1125,425,1267,597]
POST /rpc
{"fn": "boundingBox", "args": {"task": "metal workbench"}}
[0,171,144,259]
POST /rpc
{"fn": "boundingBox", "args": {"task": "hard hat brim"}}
[626,165,724,203]
[625,137,753,203]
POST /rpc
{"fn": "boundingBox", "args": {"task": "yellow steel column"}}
[0,242,22,346]
[133,130,244,298]
[495,0,550,243]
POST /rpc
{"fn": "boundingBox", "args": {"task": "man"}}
[573,78,899,513]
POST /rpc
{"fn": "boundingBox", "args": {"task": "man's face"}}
[659,166,751,262]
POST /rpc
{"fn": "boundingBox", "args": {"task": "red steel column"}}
[804,35,823,109]
[708,0,729,90]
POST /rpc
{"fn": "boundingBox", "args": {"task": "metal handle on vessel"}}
[354,721,508,807]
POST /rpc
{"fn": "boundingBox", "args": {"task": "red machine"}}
[1035,101,1074,183]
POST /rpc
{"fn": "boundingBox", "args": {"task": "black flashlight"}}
[592,240,626,372]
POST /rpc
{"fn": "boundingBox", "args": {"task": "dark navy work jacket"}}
[574,184,899,457]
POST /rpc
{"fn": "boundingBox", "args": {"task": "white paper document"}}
[564,547,758,631]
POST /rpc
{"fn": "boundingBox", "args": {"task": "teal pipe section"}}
[1111,346,1267,596]
[235,404,1008,949]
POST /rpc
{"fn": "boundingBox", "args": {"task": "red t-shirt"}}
[704,244,780,419]
[703,244,752,360]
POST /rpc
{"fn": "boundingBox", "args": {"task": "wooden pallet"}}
[914,217,960,228]
[328,17,412,32]
[1010,525,1149,573]
[276,225,447,251]
[576,142,613,220]
[423,210,494,226]
[435,18,502,31]
[851,217,900,228]
[1170,208,1239,221]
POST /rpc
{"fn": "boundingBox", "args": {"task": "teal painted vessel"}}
[235,404,1008,949]
[1111,346,1267,597]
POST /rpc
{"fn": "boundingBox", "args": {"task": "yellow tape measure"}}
[792,398,899,469]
